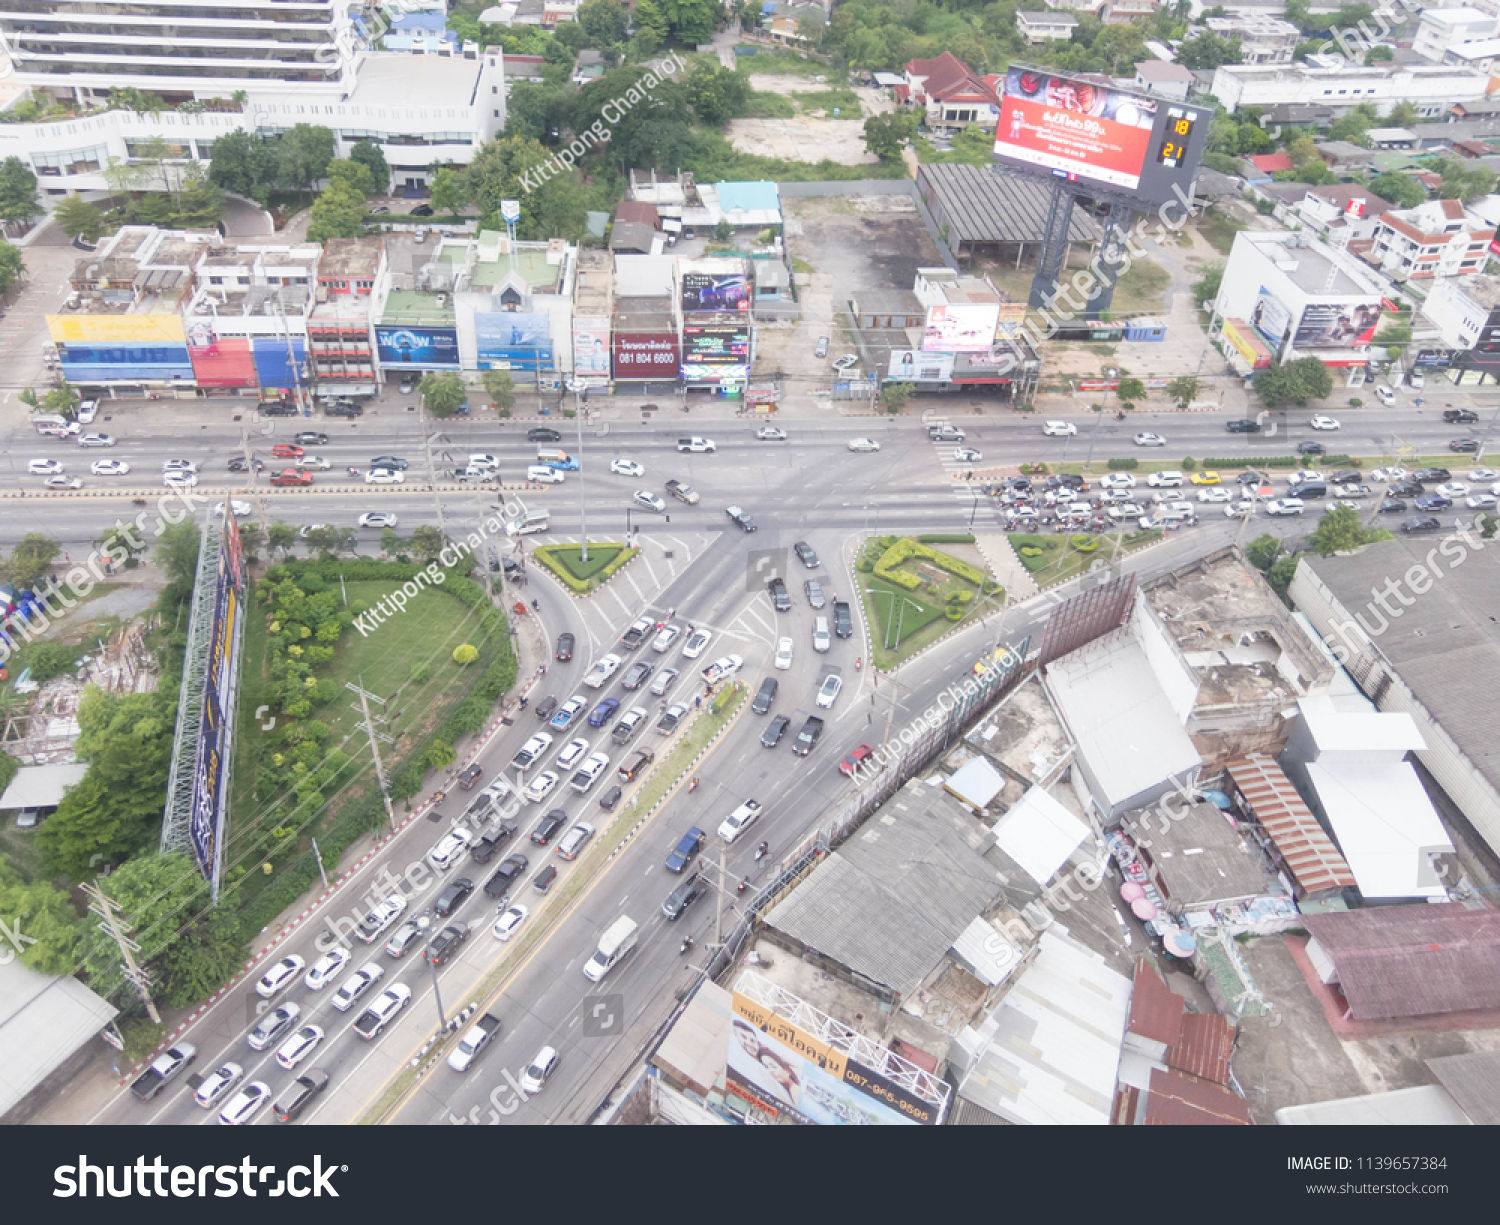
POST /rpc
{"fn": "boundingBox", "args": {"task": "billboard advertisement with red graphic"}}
[994,67,1207,205]
[186,323,257,388]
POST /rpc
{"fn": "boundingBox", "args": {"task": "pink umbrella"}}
[1120,882,1146,902]
[1131,897,1158,920]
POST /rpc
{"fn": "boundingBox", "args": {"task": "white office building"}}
[1412,7,1499,63]
[1210,62,1490,116]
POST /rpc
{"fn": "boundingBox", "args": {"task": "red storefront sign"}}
[613,332,679,378]
[187,337,257,388]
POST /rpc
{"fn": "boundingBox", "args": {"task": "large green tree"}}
[207,130,279,197]
[1253,355,1333,408]
[1178,31,1242,69]
[863,112,919,161]
[579,0,630,44]
[504,81,573,143]
[348,139,390,194]
[0,532,61,588]
[462,135,587,239]
[660,0,717,43]
[0,240,26,298]
[0,861,85,975]
[307,179,371,244]
[420,371,468,418]
[685,63,750,125]
[1308,504,1387,555]
[1369,171,1425,210]
[276,123,337,199]
[53,196,106,242]
[0,157,42,228]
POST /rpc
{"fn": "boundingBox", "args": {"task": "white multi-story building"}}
[1203,14,1299,65]
[1412,7,1499,63]
[1368,198,1496,281]
[1210,61,1490,116]
[1419,273,1500,350]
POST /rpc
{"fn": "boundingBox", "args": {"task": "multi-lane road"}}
[54,397,1495,1127]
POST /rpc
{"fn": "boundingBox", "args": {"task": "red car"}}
[838,744,876,777]
[270,469,313,487]
[270,444,304,459]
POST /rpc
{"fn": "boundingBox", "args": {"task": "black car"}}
[433,877,474,917]
[1450,438,1481,453]
[793,541,820,568]
[471,821,517,862]
[555,632,574,661]
[425,922,469,966]
[768,578,791,611]
[1237,471,1269,486]
[258,399,300,417]
[621,660,653,690]
[752,676,778,714]
[1401,516,1443,533]
[1444,409,1479,424]
[370,455,408,470]
[533,865,558,894]
[528,428,562,443]
[484,853,529,898]
[1331,470,1361,485]
[227,457,266,473]
[598,785,623,812]
[534,695,558,721]
[1415,494,1452,510]
[1414,468,1451,483]
[273,1069,330,1122]
[409,203,435,217]
[1225,419,1260,433]
[661,873,705,921]
[1389,481,1424,498]
[324,401,363,418]
[1055,473,1088,491]
[1378,498,1407,514]
[1296,441,1326,456]
[761,714,790,748]
[458,764,483,790]
[804,578,826,609]
[726,506,757,532]
[530,810,568,846]
[792,715,825,756]
[294,432,329,446]
[1005,477,1032,493]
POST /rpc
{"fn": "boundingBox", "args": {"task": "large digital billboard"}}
[681,270,750,313]
[994,67,1207,205]
[474,312,554,370]
[187,323,257,388]
[1293,301,1382,349]
[613,331,679,378]
[375,326,460,369]
[727,991,939,1125]
[922,303,1001,353]
[683,323,749,365]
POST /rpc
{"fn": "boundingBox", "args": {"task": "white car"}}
[701,653,743,684]
[1134,433,1167,448]
[1043,420,1077,437]
[774,637,793,670]
[520,1046,559,1095]
[633,490,666,513]
[651,624,682,653]
[45,475,82,490]
[90,459,130,476]
[164,471,198,487]
[275,1024,325,1070]
[75,399,98,424]
[756,425,787,441]
[1374,385,1396,405]
[1467,493,1498,509]
[28,458,64,476]
[162,459,197,474]
[303,946,351,991]
[512,732,554,770]
[493,904,529,941]
[583,652,622,689]
[218,1082,271,1126]
[255,954,306,999]
[832,354,859,370]
[1147,471,1184,488]
[214,500,252,518]
[555,737,590,771]
[953,447,982,463]
[247,1002,300,1051]
[357,895,407,944]
[1309,416,1341,430]
[77,432,115,448]
[331,963,386,1011]
[1371,468,1408,483]
[194,1062,245,1109]
[358,511,397,529]
[1288,471,1324,487]
[1197,487,1232,503]
[468,454,500,470]
[611,459,645,477]
[296,455,331,470]
[1435,482,1470,499]
[428,828,470,870]
[1224,500,1255,519]
[847,438,881,452]
[1468,468,1498,482]
[717,799,763,844]
[681,629,712,659]
[1100,473,1137,489]
[1264,498,1306,516]
[815,674,843,709]
[524,771,560,803]
[366,468,404,484]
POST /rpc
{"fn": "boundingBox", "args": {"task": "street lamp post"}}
[1083,365,1118,473]
[418,917,447,1031]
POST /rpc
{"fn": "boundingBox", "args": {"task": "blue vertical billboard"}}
[475,311,554,371]
[252,337,309,391]
[190,523,245,888]
[374,326,460,370]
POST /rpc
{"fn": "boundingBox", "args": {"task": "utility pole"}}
[84,881,161,1025]
[311,837,330,890]
[348,678,396,827]
[713,847,729,950]
[421,918,448,1032]
[474,486,494,604]
[419,394,446,535]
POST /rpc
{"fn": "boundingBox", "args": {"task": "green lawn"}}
[745,90,797,118]
[858,538,1005,669]
[1010,532,1126,587]
[734,51,841,78]
[544,543,624,582]
[796,87,860,116]
[1198,209,1246,257]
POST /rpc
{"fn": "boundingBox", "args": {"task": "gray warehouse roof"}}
[0,960,117,1118]
[917,164,1100,245]
[763,780,1005,996]
[1427,1050,1500,1125]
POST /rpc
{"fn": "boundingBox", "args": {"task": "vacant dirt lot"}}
[726,116,876,164]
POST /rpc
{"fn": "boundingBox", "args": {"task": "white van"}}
[1157,503,1196,525]
[527,465,565,484]
[812,616,831,653]
[33,415,78,437]
[506,509,551,536]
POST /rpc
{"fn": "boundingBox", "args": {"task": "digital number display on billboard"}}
[1293,301,1382,349]
[613,331,679,378]
[683,324,749,365]
[375,326,460,369]
[681,271,750,313]
[994,67,1206,205]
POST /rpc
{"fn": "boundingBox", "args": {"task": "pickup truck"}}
[725,506,757,532]
[656,702,688,734]
[793,715,825,756]
[426,922,470,966]
[677,438,716,453]
[833,601,853,639]
[620,617,654,650]
[130,1043,197,1101]
[273,1069,330,1121]
[768,578,791,611]
[353,984,412,1039]
[701,654,744,685]
[448,1012,502,1072]
[470,818,518,863]
[664,479,700,505]
[665,826,705,872]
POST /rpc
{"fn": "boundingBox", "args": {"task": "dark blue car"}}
[588,697,620,729]
[665,827,705,873]
[1415,494,1452,511]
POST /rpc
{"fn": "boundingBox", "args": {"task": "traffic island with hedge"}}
[857,535,1004,669]
[533,542,639,594]
[1009,530,1155,587]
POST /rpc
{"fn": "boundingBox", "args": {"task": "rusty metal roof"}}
[1227,754,1357,896]
[1142,1068,1252,1126]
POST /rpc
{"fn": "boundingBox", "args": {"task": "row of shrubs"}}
[917,533,976,544]
[870,537,986,590]
[1200,455,1356,469]
[533,543,638,593]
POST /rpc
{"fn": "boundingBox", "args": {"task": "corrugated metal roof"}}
[1302,903,1500,1021]
[1127,957,1182,1049]
[916,164,1100,245]
[0,960,118,1116]
[1276,1083,1472,1125]
[0,763,88,811]
[1172,1013,1235,1086]
[1227,754,1357,896]
[1426,1050,1500,1125]
[1305,761,1452,900]
[991,786,1088,887]
[1142,1067,1251,1125]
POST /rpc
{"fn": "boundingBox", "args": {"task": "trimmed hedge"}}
[917,533,976,544]
[1202,454,1356,469]
[873,537,986,590]
[1106,457,1139,471]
